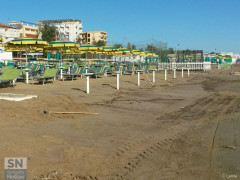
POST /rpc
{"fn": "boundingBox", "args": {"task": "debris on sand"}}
[220,145,236,150]
[0,93,37,101]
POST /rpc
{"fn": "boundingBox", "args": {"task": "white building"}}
[37,19,82,42]
[220,52,240,63]
[219,52,234,57]
[0,23,20,43]
[9,21,39,38]
[0,47,12,62]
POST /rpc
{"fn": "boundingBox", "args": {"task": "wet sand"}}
[0,65,240,180]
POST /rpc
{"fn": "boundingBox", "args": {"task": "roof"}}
[83,30,107,33]
[37,19,81,24]
[0,23,16,29]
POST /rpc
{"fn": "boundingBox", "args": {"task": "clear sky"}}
[1,0,240,52]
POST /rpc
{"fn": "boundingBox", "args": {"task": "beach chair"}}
[62,66,84,81]
[62,64,70,74]
[7,62,15,67]
[120,65,127,74]
[126,64,136,75]
[90,65,108,78]
[134,64,141,72]
[141,64,150,72]
[0,66,14,75]
[149,65,157,70]
[29,64,38,75]
[0,68,21,87]
[19,64,43,81]
[106,65,116,76]
[114,64,127,75]
[31,68,58,85]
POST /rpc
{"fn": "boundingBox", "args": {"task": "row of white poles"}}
[25,67,190,94]
[84,68,191,94]
[117,68,190,91]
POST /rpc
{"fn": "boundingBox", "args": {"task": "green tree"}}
[39,23,58,42]
[92,40,106,46]
[146,44,157,52]
[127,42,136,50]
[168,48,174,54]
[145,44,169,62]
[76,35,82,44]
[113,43,122,48]
[95,40,106,47]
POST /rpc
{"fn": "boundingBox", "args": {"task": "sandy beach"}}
[0,65,240,180]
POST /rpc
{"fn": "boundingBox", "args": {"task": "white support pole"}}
[25,45,28,63]
[26,71,29,84]
[165,69,167,80]
[174,69,176,79]
[182,68,184,77]
[117,73,120,90]
[86,76,90,94]
[60,69,63,79]
[60,50,63,79]
[153,70,155,83]
[138,72,140,86]
[68,66,70,74]
[188,68,190,77]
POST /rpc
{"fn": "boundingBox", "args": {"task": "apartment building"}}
[37,19,82,42]
[81,31,107,44]
[0,23,20,43]
[9,21,39,38]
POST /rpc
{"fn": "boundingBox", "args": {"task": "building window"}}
[88,34,90,37]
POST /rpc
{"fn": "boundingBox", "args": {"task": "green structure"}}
[219,58,222,64]
[56,53,60,60]
[47,52,51,60]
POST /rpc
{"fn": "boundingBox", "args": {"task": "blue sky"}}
[1,0,240,52]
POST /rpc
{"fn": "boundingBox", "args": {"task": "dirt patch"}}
[1,65,240,179]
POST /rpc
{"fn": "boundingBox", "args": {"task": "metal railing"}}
[158,62,205,71]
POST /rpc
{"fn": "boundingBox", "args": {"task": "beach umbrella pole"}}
[174,69,176,78]
[60,69,63,79]
[26,71,29,84]
[165,69,167,81]
[85,51,88,73]
[153,70,155,83]
[86,76,90,94]
[117,73,120,90]
[138,72,140,86]
[188,68,190,76]
[25,45,28,63]
[60,50,63,79]
[182,68,184,77]
[68,66,70,74]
